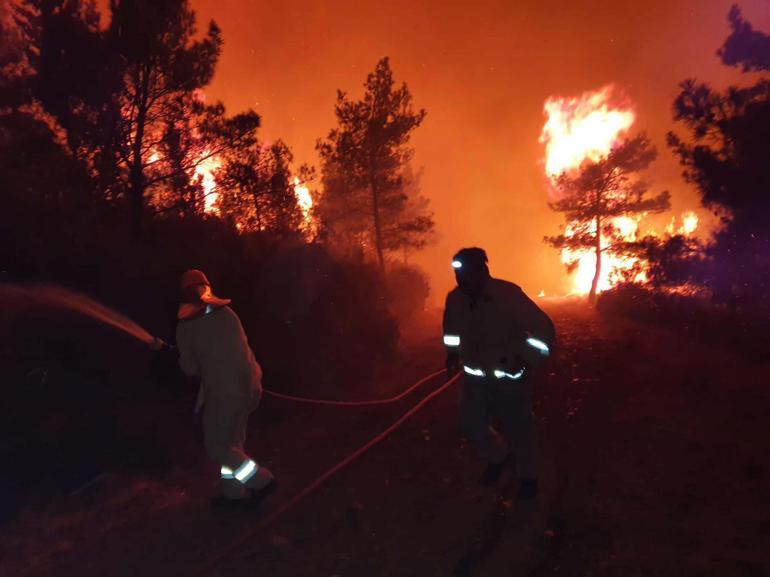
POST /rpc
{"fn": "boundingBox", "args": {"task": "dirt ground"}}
[1,301,769,577]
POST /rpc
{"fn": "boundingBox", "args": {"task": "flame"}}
[681,211,699,235]
[293,176,316,235]
[148,146,315,231]
[560,218,648,294]
[194,152,221,214]
[540,85,635,184]
[541,85,699,295]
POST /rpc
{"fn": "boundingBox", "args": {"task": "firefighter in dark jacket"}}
[443,248,555,499]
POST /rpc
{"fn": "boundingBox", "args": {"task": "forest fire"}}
[4,1,770,575]
[540,85,698,296]
[669,211,699,236]
[293,176,315,234]
[540,85,635,185]
[194,153,221,214]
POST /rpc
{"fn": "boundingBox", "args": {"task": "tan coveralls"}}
[176,305,273,498]
[443,278,555,478]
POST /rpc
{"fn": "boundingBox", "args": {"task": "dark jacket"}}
[443,278,556,372]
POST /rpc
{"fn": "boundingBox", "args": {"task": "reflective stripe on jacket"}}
[443,278,555,373]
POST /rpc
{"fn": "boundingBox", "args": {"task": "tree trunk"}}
[371,181,386,272]
[589,215,602,303]
[129,139,145,237]
[129,71,150,238]
[252,187,263,232]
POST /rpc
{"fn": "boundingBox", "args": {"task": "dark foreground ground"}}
[1,301,769,576]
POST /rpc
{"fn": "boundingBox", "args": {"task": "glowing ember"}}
[540,85,635,184]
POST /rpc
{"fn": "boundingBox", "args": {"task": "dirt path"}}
[2,303,769,576]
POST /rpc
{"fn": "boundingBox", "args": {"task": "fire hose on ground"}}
[195,369,461,576]
[262,367,447,406]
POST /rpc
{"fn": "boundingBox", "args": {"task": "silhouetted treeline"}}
[667,5,770,312]
[0,0,434,366]
[599,5,770,316]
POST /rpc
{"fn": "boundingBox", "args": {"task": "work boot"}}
[517,478,538,500]
[210,478,278,510]
[210,481,277,510]
[249,479,278,505]
[479,453,512,486]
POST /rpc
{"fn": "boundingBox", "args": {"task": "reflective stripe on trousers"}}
[220,459,259,484]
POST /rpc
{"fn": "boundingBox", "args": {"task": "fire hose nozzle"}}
[149,336,169,351]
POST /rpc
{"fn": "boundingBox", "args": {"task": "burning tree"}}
[625,233,703,291]
[108,0,264,231]
[539,85,703,301]
[316,57,433,270]
[216,140,309,242]
[545,134,671,302]
[13,0,260,234]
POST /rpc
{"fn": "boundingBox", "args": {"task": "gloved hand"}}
[446,351,460,375]
[521,334,551,367]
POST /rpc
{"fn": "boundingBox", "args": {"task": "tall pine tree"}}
[546,134,670,302]
[317,57,432,270]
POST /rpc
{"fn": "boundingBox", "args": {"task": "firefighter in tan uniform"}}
[175,269,276,507]
[443,248,555,499]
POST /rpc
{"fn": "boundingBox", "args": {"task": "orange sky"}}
[183,1,769,301]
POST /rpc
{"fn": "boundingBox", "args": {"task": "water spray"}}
[0,283,167,348]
